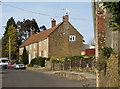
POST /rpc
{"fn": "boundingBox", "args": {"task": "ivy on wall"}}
[103,2,120,31]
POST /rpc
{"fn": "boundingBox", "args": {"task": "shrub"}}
[30,57,45,67]
[21,47,29,65]
[40,58,45,67]
[29,58,37,67]
[101,47,113,59]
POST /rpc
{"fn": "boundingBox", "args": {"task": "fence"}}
[45,57,96,72]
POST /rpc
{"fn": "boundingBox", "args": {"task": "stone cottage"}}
[19,14,83,63]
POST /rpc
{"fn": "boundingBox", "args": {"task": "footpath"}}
[27,67,96,81]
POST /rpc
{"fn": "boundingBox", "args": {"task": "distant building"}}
[19,14,83,63]
[81,44,95,55]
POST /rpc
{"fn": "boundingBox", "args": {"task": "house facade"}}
[19,15,83,63]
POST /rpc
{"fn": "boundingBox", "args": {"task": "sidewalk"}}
[27,67,96,81]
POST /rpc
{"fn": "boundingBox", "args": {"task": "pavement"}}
[27,67,96,81]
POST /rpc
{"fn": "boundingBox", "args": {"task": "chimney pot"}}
[51,19,56,27]
[63,15,69,22]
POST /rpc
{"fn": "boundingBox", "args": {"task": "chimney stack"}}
[51,19,56,27]
[30,29,35,36]
[63,15,69,22]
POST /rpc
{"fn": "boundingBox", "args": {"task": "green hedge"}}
[30,57,50,67]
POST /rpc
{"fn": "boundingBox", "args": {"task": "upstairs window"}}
[34,52,37,58]
[34,43,36,48]
[69,35,76,41]
[30,44,32,49]
[44,50,47,57]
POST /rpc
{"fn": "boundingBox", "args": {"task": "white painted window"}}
[69,35,76,41]
[26,46,28,50]
[34,43,36,48]
[39,52,41,56]
[39,42,41,46]
[34,52,37,58]
[44,39,46,44]
[30,44,32,49]
[44,50,46,57]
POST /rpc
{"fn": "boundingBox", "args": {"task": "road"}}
[2,69,96,87]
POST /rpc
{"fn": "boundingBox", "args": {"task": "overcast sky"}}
[1,1,94,44]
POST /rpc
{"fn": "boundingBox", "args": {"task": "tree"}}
[103,2,120,31]
[2,17,18,59]
[40,25,47,32]
[4,17,17,35]
[2,25,18,59]
[22,47,28,65]
[17,18,40,46]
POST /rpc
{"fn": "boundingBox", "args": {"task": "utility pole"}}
[9,37,11,60]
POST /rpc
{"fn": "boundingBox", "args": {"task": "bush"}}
[22,47,29,65]
[40,58,45,67]
[30,57,45,67]
[29,58,37,67]
[101,47,113,59]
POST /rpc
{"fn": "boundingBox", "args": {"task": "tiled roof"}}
[20,22,63,48]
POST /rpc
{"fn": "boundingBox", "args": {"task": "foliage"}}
[65,56,84,59]
[21,47,28,65]
[50,57,66,63]
[40,25,47,31]
[103,2,120,31]
[30,57,47,67]
[17,19,47,46]
[101,47,113,59]
[4,17,17,35]
[29,58,36,67]
[2,24,18,59]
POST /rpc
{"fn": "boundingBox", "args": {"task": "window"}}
[44,50,46,57]
[39,42,41,46]
[39,52,41,56]
[44,39,47,44]
[26,46,28,50]
[34,43,36,48]
[34,52,37,58]
[30,44,32,49]
[69,35,76,41]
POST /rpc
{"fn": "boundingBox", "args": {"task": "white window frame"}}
[69,35,76,41]
[34,43,36,48]
[39,42,41,46]
[44,50,46,57]
[30,44,32,49]
[34,51,37,58]
[39,52,41,56]
[26,46,28,50]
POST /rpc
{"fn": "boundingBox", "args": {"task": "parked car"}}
[13,62,26,69]
[0,58,9,69]
[7,62,14,69]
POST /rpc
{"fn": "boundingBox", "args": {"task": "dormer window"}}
[69,35,76,41]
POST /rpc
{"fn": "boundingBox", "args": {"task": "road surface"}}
[2,69,96,87]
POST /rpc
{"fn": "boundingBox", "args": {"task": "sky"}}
[1,1,94,44]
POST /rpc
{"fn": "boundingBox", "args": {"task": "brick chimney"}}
[30,30,35,36]
[51,19,56,27]
[63,15,69,22]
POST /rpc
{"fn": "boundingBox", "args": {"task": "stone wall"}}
[98,54,119,87]
[48,22,83,57]
[45,58,95,72]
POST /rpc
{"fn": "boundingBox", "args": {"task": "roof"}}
[20,22,63,48]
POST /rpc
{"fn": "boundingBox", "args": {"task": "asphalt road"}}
[2,69,96,87]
